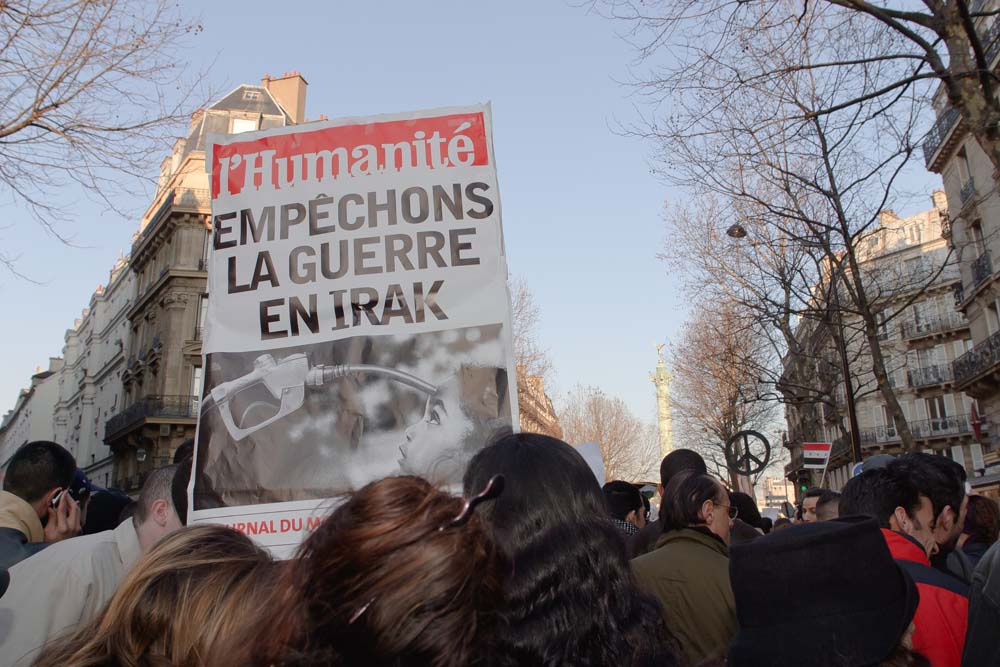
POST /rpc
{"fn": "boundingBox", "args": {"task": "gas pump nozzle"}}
[206,353,437,441]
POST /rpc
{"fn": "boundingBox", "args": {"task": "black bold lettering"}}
[289,294,320,336]
[227,256,252,294]
[320,241,349,280]
[280,203,307,239]
[432,183,463,220]
[289,246,316,284]
[259,299,287,339]
[416,232,447,269]
[401,187,429,224]
[380,284,414,324]
[329,289,349,330]
[449,228,480,266]
[308,194,336,235]
[465,182,494,219]
[367,190,397,228]
[351,287,381,327]
[354,236,382,276]
[214,212,238,250]
[250,251,280,290]
[240,206,275,244]
[338,193,365,231]
[414,280,447,322]
[384,234,415,272]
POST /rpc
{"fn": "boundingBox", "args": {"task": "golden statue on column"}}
[651,344,674,459]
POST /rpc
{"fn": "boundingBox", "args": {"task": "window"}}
[972,220,986,256]
[877,311,891,340]
[926,396,948,431]
[908,224,923,244]
[958,147,973,187]
[231,117,257,134]
[882,406,897,438]
[242,89,261,101]
[191,366,203,400]
[951,446,967,471]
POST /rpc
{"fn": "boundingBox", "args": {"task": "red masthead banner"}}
[210,111,489,198]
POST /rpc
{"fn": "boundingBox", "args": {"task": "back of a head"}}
[662,472,723,531]
[659,448,708,489]
[241,475,502,667]
[841,468,920,528]
[463,432,608,541]
[888,453,965,519]
[816,490,842,522]
[463,433,677,666]
[965,495,1000,545]
[134,464,178,527]
[35,525,274,667]
[729,492,763,529]
[3,441,75,503]
[603,481,642,521]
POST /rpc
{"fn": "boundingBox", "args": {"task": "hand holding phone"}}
[44,488,82,543]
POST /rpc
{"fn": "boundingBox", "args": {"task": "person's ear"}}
[41,487,62,508]
[626,509,638,524]
[150,498,172,528]
[937,507,954,534]
[700,498,715,524]
[889,506,908,533]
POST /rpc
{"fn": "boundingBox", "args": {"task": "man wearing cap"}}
[0,442,81,569]
[631,449,708,557]
[842,466,968,667]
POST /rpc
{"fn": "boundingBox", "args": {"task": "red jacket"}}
[882,529,968,667]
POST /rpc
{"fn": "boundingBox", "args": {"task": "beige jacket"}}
[0,519,142,667]
[0,491,44,543]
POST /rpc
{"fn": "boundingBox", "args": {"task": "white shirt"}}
[0,519,142,666]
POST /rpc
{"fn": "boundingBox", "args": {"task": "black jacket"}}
[963,541,1000,667]
[0,527,48,570]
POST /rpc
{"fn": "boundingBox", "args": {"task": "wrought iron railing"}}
[862,424,900,445]
[961,178,977,206]
[900,312,968,339]
[105,395,199,441]
[910,414,971,438]
[955,328,1000,386]
[908,364,954,388]
[923,105,961,166]
[973,251,993,287]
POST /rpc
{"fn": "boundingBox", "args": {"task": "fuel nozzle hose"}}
[307,364,437,396]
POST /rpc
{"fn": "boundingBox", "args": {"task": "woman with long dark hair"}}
[463,432,678,666]
[218,475,504,667]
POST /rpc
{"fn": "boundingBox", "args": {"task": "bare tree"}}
[607,1,962,450]
[597,0,1000,172]
[510,277,553,384]
[560,385,659,481]
[0,0,208,272]
[670,300,782,486]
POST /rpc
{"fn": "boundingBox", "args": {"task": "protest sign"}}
[188,105,517,554]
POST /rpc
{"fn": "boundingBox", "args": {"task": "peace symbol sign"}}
[725,430,771,476]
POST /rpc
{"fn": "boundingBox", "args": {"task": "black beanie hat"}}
[728,515,919,667]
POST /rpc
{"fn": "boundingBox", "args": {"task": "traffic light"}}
[796,469,811,493]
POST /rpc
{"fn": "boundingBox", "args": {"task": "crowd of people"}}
[0,436,998,666]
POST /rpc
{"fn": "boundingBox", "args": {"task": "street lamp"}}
[726,223,748,239]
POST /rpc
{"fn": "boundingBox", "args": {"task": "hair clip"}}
[440,474,505,531]
[349,596,376,624]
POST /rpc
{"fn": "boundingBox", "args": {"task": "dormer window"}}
[243,89,261,101]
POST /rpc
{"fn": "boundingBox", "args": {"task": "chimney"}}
[877,209,899,226]
[931,189,948,210]
[262,71,307,124]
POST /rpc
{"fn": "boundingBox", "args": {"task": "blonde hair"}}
[34,524,275,667]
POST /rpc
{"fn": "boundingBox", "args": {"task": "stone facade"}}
[517,372,562,439]
[782,196,987,494]
[924,23,1000,493]
[103,74,306,491]
[0,358,64,475]
[49,257,135,487]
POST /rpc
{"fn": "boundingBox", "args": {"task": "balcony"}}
[907,364,955,388]
[104,394,199,443]
[922,105,961,168]
[863,414,973,447]
[910,414,971,439]
[955,329,1000,390]
[900,312,969,340]
[973,251,994,288]
[954,283,966,306]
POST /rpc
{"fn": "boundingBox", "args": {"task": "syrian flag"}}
[803,442,833,470]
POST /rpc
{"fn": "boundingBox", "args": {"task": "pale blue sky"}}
[0,0,942,430]
[0,0,688,424]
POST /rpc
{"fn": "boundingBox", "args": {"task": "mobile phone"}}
[50,488,75,508]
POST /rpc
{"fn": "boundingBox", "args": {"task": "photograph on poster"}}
[194,323,511,509]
